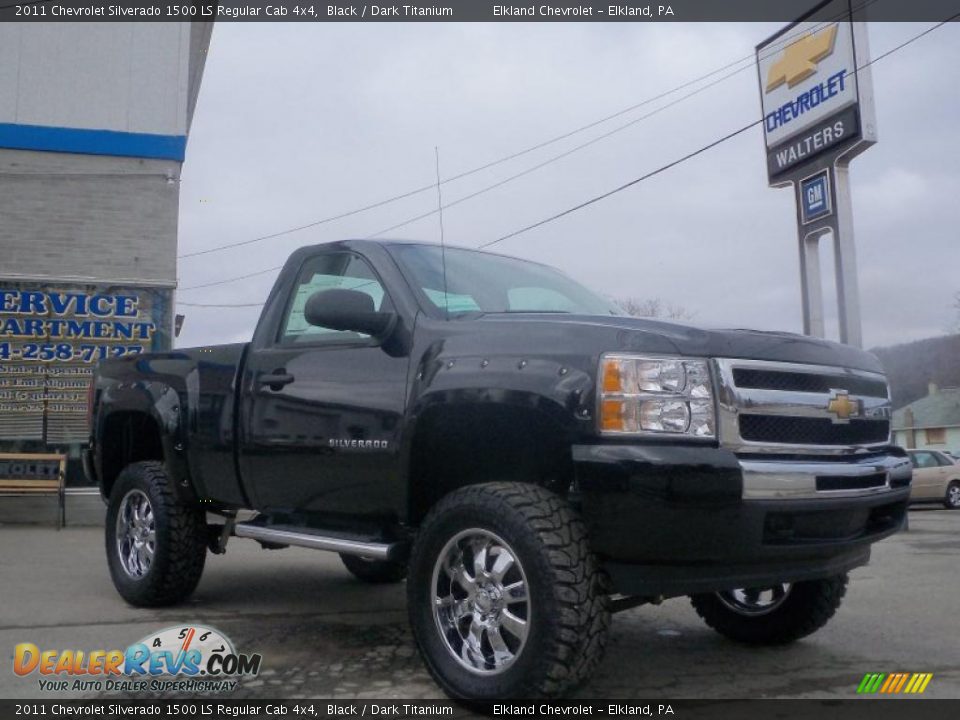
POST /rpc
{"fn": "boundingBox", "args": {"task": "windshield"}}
[393,245,621,317]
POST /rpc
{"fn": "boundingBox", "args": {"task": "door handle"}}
[257,372,295,390]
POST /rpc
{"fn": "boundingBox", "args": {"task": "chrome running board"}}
[233,523,403,561]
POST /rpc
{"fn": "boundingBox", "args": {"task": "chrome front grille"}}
[714,359,892,455]
[731,367,888,397]
[738,415,890,446]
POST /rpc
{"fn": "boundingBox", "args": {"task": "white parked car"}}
[907,450,960,509]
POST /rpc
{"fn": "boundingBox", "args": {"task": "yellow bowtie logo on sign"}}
[766,25,839,93]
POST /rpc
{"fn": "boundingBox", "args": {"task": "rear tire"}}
[340,553,407,583]
[690,575,848,645]
[407,482,610,699]
[944,481,960,510]
[105,461,207,607]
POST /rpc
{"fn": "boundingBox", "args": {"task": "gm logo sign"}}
[800,170,832,224]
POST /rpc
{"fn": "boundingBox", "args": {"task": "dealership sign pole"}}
[757,0,877,348]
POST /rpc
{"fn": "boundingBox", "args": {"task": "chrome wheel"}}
[115,489,156,579]
[431,529,530,675]
[716,583,792,616]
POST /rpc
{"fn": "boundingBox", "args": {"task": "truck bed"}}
[94,342,249,506]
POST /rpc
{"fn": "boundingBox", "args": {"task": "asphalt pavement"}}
[1,507,957,701]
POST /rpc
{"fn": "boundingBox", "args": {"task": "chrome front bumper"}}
[740,451,912,500]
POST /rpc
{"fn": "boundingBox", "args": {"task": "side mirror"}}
[303,289,395,338]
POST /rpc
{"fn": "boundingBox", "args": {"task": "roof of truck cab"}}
[290,238,556,268]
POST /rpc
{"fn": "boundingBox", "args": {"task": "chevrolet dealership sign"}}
[756,0,876,184]
[756,0,877,349]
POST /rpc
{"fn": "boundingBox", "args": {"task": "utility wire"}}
[177,301,264,308]
[482,14,960,248]
[179,20,830,288]
[178,62,750,293]
[364,59,756,239]
[481,120,762,248]
[176,6,863,261]
[179,265,282,291]
[177,8,947,308]
[177,62,749,259]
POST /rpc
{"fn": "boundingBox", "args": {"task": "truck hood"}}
[473,314,884,374]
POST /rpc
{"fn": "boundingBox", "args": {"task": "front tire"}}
[690,575,848,645]
[944,481,960,510]
[340,553,408,583]
[105,461,207,607]
[407,482,610,699]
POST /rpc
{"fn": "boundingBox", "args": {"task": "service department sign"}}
[756,0,876,183]
[0,283,171,446]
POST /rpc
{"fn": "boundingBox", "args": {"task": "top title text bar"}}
[1,0,958,22]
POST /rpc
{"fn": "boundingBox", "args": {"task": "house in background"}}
[893,383,960,451]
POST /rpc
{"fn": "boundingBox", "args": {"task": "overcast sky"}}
[174,15,960,350]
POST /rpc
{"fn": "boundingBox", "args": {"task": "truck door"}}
[239,250,409,518]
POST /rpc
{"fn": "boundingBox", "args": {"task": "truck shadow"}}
[182,557,874,700]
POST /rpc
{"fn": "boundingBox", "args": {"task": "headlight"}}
[598,354,715,438]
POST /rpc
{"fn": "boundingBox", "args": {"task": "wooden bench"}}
[0,452,66,529]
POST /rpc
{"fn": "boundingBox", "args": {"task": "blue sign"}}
[800,170,832,224]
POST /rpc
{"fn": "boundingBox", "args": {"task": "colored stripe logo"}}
[857,672,933,694]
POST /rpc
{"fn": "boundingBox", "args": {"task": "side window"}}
[278,253,389,346]
[913,452,937,469]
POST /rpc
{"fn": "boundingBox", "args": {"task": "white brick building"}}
[0,22,212,487]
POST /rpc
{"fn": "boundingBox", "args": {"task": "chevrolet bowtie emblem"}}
[827,390,861,424]
[766,25,838,93]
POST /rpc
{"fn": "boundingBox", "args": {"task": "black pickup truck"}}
[87,239,911,698]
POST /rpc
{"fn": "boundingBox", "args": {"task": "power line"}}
[178,63,752,293]
[173,117,753,304]
[177,301,265,308]
[481,120,762,248]
[176,7,860,262]
[177,10,950,309]
[179,18,838,286]
[177,62,749,260]
[482,14,959,248]
[360,2,876,240]
[179,265,282,291]
[364,59,756,239]
[177,62,748,259]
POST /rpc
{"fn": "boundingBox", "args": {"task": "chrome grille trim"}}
[739,454,910,499]
[714,358,892,456]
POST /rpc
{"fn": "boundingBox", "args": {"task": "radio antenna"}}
[434,146,449,320]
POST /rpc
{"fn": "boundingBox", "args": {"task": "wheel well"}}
[100,411,164,499]
[407,404,573,525]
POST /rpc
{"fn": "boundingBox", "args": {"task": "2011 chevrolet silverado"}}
[86,239,911,698]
